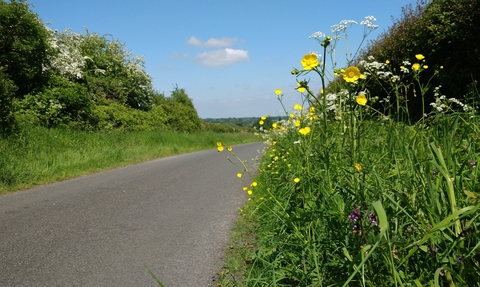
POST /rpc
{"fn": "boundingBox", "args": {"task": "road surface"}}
[0,142,264,286]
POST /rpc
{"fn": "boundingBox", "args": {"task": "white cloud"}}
[187,36,238,48]
[194,48,249,67]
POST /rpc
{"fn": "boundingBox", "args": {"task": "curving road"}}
[0,142,264,287]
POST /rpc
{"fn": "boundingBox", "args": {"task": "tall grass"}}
[0,125,258,194]
[217,17,480,286]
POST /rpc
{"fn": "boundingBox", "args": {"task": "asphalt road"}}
[0,142,264,287]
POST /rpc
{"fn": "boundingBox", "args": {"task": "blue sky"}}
[30,0,416,119]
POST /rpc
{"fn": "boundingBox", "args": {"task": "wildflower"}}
[227,146,233,152]
[385,60,390,64]
[295,120,301,127]
[423,65,428,69]
[251,181,258,187]
[247,190,253,195]
[343,66,362,82]
[349,206,361,221]
[216,141,223,147]
[289,113,295,118]
[261,116,266,120]
[297,82,306,93]
[259,120,264,125]
[415,54,425,60]
[412,63,421,71]
[293,104,303,110]
[237,173,242,178]
[275,89,282,95]
[272,123,278,129]
[368,213,378,226]
[243,186,248,191]
[300,54,319,70]
[294,177,300,183]
[468,159,476,168]
[309,106,315,114]
[349,206,362,235]
[356,93,367,106]
[217,146,224,152]
[355,163,362,171]
[299,126,311,136]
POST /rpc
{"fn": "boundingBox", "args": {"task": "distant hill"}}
[202,117,260,127]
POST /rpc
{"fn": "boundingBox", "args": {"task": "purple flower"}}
[367,213,378,226]
[348,206,361,221]
[348,206,362,235]
[468,159,476,168]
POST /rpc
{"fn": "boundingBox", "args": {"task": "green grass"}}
[217,113,480,286]
[0,125,259,194]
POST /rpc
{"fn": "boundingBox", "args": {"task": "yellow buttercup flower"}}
[355,163,362,172]
[247,190,252,195]
[227,146,233,151]
[356,93,367,106]
[299,126,311,136]
[415,54,425,60]
[297,82,306,93]
[412,63,420,71]
[237,173,242,178]
[295,120,301,127]
[386,60,390,64]
[216,141,223,147]
[423,65,428,69]
[217,146,224,152]
[275,89,282,95]
[293,104,303,110]
[294,177,300,183]
[261,116,266,120]
[259,120,264,125]
[289,113,295,118]
[300,54,319,70]
[251,181,258,187]
[272,123,278,129]
[343,66,362,83]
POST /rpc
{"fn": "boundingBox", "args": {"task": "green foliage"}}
[0,0,51,134]
[0,125,258,194]
[219,15,480,286]
[48,28,156,111]
[158,87,204,132]
[15,75,92,128]
[90,100,166,131]
[360,0,480,120]
[0,66,17,136]
[0,0,51,97]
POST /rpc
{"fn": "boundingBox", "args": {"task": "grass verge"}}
[0,125,259,194]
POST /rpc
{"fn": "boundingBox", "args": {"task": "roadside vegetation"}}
[0,0,258,194]
[217,0,480,286]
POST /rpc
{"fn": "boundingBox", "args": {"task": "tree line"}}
[0,0,203,137]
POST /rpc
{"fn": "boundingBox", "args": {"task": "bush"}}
[360,0,480,120]
[15,75,92,128]
[0,66,17,136]
[90,100,166,131]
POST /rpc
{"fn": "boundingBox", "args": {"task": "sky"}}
[29,0,417,119]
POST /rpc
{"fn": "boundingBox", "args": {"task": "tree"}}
[0,0,51,97]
